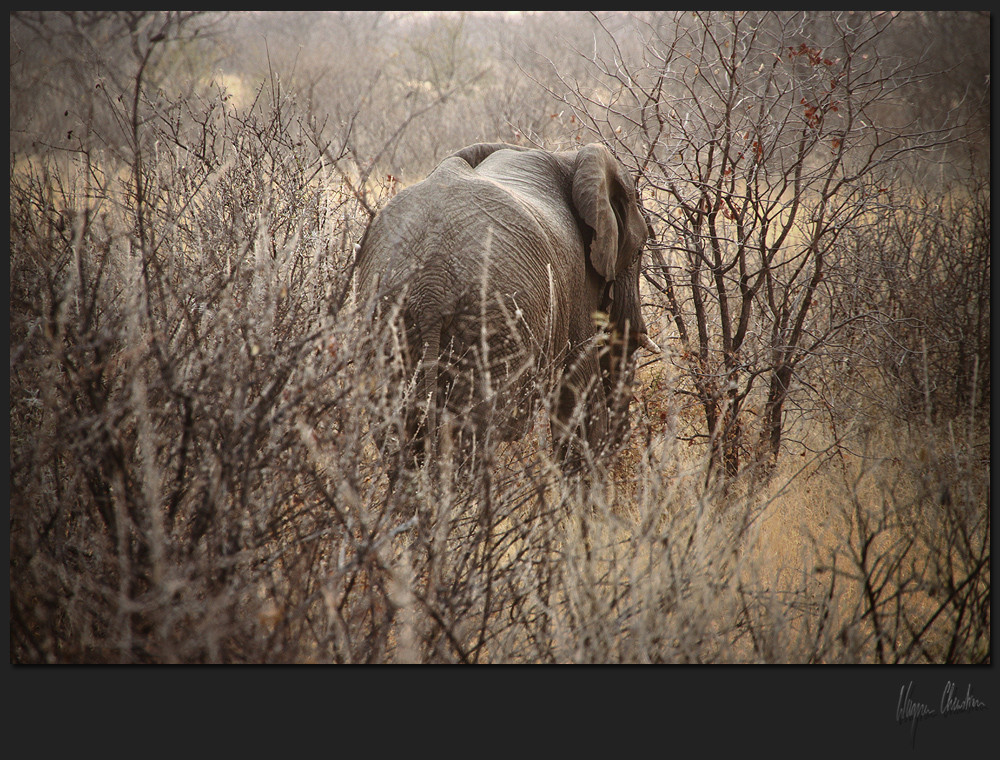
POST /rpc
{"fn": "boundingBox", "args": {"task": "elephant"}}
[355,141,659,467]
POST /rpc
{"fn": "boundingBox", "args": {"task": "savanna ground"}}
[9,11,990,663]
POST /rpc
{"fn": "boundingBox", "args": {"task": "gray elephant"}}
[355,141,658,466]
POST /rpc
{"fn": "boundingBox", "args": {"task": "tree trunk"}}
[762,363,794,463]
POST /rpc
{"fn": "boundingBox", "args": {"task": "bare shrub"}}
[528,11,987,488]
[864,168,989,420]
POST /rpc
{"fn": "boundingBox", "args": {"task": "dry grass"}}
[9,64,988,664]
[736,412,990,663]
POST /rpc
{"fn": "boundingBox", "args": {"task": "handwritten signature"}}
[896,681,987,747]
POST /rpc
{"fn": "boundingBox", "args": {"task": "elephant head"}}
[356,141,657,467]
[567,144,657,445]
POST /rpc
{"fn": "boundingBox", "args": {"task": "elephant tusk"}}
[638,333,661,354]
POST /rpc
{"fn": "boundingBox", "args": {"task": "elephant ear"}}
[451,142,528,169]
[571,144,647,281]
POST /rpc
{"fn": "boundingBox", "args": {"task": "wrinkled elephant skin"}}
[356,142,655,465]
